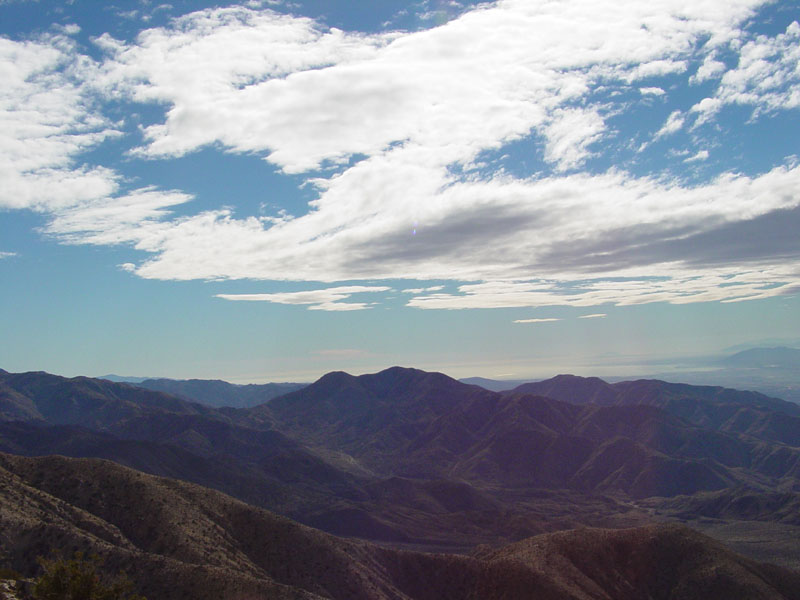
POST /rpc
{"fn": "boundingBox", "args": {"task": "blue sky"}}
[1,0,799,382]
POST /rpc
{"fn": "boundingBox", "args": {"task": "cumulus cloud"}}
[710,21,800,114]
[96,0,764,174]
[216,285,391,311]
[0,35,118,211]
[0,34,194,248]
[692,54,727,83]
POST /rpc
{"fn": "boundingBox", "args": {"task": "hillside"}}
[2,452,800,600]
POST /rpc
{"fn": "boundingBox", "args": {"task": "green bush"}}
[32,552,145,600]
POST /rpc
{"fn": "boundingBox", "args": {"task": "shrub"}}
[32,552,145,600]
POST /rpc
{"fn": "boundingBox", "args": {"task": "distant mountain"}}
[98,374,150,383]
[508,374,799,413]
[250,367,500,472]
[722,347,800,370]
[0,369,217,426]
[134,377,307,408]
[507,374,800,446]
[458,376,530,391]
[3,452,799,600]
[250,367,800,498]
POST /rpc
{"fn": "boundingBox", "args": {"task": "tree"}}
[32,552,145,600]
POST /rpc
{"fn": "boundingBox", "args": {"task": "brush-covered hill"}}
[2,452,800,600]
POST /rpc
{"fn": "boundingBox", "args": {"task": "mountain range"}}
[3,365,800,596]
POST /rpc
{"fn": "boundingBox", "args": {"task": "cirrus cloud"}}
[216,285,391,311]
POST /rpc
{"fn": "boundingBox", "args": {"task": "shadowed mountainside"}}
[2,452,800,600]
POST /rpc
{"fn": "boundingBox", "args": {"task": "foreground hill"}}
[2,452,799,600]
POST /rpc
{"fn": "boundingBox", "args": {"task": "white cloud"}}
[654,110,685,139]
[690,96,723,125]
[640,87,666,96]
[0,251,17,259]
[543,107,606,171]
[711,21,800,114]
[5,0,799,315]
[402,285,444,294]
[96,0,764,175]
[692,54,726,83]
[684,150,709,162]
[0,34,191,250]
[104,163,800,289]
[216,285,390,311]
[514,318,560,324]
[407,267,798,310]
[579,313,607,319]
[0,35,119,212]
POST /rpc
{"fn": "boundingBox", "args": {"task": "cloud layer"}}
[3,0,800,312]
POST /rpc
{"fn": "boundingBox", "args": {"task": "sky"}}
[1,0,799,383]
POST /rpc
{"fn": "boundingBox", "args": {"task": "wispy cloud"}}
[579,313,607,319]
[684,150,709,162]
[654,110,685,139]
[0,251,17,259]
[216,285,390,311]
[514,318,560,324]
